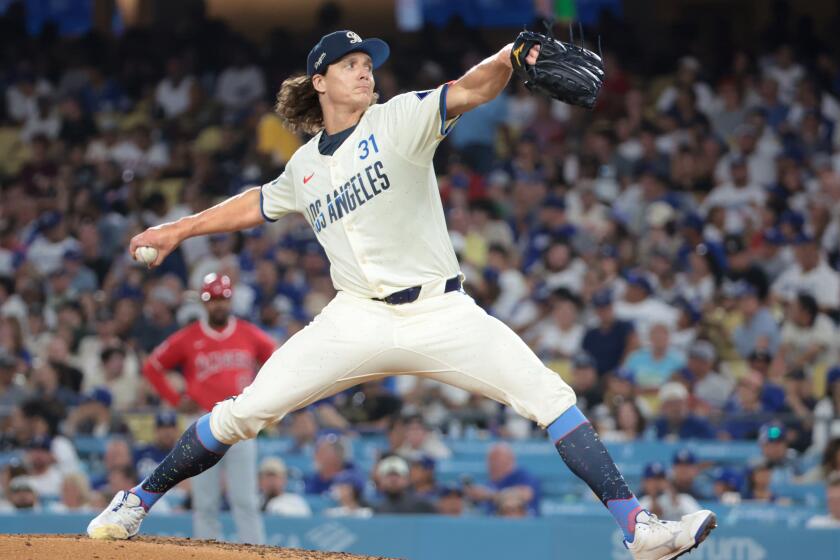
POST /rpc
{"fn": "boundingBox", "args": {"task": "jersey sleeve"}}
[260,168,297,222]
[149,333,185,371]
[378,83,460,164]
[144,333,186,406]
[249,323,277,364]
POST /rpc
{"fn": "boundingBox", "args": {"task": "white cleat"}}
[87,491,147,540]
[626,510,717,560]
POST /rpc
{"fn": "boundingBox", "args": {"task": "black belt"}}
[373,276,462,305]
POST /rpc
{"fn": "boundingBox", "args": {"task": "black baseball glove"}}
[510,26,605,109]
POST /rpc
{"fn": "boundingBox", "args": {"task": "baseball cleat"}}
[626,509,717,560]
[87,491,147,540]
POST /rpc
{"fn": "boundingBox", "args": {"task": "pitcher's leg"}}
[225,439,265,544]
[191,453,223,540]
[404,292,577,428]
[209,293,394,444]
[128,294,388,515]
[407,293,642,541]
[132,414,230,510]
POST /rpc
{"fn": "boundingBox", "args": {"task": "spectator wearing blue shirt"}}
[654,382,716,440]
[623,322,686,392]
[521,197,576,273]
[743,461,779,503]
[465,443,541,516]
[723,370,782,440]
[671,449,713,500]
[582,289,637,376]
[731,282,780,358]
[752,423,803,485]
[304,435,358,495]
[134,411,180,480]
[449,89,508,173]
[408,456,439,500]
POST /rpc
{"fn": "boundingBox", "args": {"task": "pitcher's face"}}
[315,52,376,113]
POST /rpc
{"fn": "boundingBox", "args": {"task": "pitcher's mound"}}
[0,534,393,559]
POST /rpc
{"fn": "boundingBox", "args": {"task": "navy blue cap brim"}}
[310,38,390,77]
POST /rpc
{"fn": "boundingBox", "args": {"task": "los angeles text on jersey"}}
[304,160,391,233]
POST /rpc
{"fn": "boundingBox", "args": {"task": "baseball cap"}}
[681,213,704,232]
[673,449,697,465]
[438,482,463,497]
[333,470,365,492]
[748,348,773,363]
[658,382,689,402]
[625,272,652,294]
[643,462,667,479]
[63,248,83,261]
[778,210,805,230]
[598,245,618,259]
[412,456,436,471]
[591,289,613,307]
[155,410,178,428]
[26,435,52,451]
[200,273,233,301]
[715,467,743,489]
[377,455,409,478]
[543,195,567,210]
[572,353,596,370]
[82,387,113,408]
[259,457,288,476]
[307,30,390,77]
[688,340,716,363]
[763,228,786,246]
[38,211,63,232]
[9,476,34,493]
[758,423,787,444]
[732,281,758,299]
[614,367,636,385]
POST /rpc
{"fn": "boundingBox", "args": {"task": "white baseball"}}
[135,246,158,265]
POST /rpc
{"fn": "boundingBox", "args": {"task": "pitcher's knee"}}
[514,369,577,428]
[210,398,279,444]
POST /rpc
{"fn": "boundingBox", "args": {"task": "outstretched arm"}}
[446,44,539,117]
[129,187,264,267]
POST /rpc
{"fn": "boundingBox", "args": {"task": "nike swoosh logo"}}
[303,172,315,184]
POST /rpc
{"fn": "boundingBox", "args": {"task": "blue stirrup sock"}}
[131,413,231,510]
[547,406,643,542]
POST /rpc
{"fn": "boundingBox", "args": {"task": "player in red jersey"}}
[142,272,276,544]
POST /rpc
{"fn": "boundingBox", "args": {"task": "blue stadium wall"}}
[2,513,838,559]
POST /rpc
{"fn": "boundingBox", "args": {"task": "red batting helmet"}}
[200,273,233,302]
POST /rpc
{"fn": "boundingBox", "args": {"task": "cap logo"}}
[346,31,362,44]
[314,52,326,70]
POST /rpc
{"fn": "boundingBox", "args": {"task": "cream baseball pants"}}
[209,290,576,443]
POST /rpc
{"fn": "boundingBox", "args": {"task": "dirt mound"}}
[0,534,393,560]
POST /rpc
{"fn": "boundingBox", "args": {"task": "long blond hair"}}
[275,74,324,135]
[275,70,379,135]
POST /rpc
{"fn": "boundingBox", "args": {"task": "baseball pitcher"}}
[88,29,715,559]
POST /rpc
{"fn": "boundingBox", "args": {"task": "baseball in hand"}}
[135,246,158,265]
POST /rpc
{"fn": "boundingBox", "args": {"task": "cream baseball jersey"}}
[260,83,461,299]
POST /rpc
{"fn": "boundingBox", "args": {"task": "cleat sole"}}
[669,513,717,560]
[88,524,130,540]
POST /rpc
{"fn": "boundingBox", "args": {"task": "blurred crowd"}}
[1,3,840,528]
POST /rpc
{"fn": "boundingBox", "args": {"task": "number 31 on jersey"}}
[358,134,379,160]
